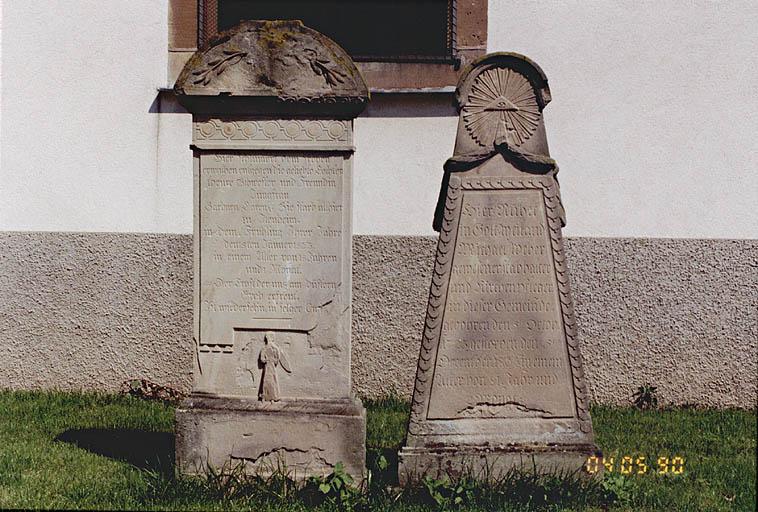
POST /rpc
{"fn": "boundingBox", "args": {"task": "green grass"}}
[590,406,757,511]
[0,390,754,511]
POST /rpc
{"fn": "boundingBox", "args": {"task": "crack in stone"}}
[194,337,203,375]
[457,401,553,417]
[231,445,333,469]
[232,444,325,462]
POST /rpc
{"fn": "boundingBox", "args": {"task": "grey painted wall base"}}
[1,232,756,408]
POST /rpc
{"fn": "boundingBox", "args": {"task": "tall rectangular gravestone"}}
[174,20,369,479]
[399,53,600,484]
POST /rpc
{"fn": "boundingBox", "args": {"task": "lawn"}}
[0,391,754,511]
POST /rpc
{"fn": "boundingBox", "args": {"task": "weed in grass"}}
[304,462,361,508]
[395,467,615,511]
[142,459,615,511]
[119,379,184,403]
[632,384,659,410]
[0,391,755,511]
[600,474,635,505]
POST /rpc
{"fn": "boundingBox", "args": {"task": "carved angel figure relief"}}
[463,67,540,148]
[258,332,292,401]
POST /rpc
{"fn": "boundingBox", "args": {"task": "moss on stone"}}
[256,20,299,50]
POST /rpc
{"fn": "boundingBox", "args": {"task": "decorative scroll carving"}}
[236,341,259,389]
[192,50,248,86]
[408,174,592,435]
[198,343,233,353]
[174,20,369,116]
[408,175,463,434]
[194,119,350,143]
[463,67,540,148]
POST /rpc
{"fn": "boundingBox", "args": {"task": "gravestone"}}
[399,53,599,483]
[173,20,369,479]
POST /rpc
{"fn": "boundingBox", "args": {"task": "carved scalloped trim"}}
[409,175,462,435]
[194,119,350,143]
[408,175,592,436]
[278,95,368,104]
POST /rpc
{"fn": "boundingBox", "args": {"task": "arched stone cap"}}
[175,20,369,117]
[455,52,551,111]
[433,53,556,231]
[449,51,553,161]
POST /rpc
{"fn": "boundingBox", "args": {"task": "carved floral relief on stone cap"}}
[175,20,369,115]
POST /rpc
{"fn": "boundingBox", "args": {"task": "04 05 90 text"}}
[585,455,685,475]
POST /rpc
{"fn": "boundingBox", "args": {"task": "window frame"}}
[206,0,457,64]
[168,0,487,91]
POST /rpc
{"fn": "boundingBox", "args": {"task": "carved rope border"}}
[408,174,592,435]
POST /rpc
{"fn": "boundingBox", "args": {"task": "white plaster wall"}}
[356,0,758,238]
[1,1,756,238]
[486,0,758,239]
[0,0,5,183]
[354,95,457,236]
[0,0,192,234]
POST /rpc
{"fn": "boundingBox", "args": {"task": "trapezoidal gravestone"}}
[398,53,600,484]
[174,20,369,480]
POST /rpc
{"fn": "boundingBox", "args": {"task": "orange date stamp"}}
[585,455,685,475]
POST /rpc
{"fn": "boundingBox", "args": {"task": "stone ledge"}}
[180,394,365,416]
[176,395,366,479]
[398,443,600,485]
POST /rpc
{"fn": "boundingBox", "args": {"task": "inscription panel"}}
[198,152,349,350]
[427,188,575,419]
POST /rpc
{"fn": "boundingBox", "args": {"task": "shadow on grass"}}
[55,428,174,476]
[367,447,400,484]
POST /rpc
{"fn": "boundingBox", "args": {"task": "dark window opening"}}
[210,0,457,63]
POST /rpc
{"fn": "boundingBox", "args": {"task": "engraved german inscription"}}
[427,189,575,419]
[199,153,346,346]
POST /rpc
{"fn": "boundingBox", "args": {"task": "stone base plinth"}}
[176,395,366,480]
[398,444,600,485]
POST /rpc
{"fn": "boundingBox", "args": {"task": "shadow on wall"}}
[147,89,459,117]
[363,92,458,118]
[148,90,190,114]
[55,428,175,476]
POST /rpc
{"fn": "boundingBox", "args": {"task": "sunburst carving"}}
[463,67,540,148]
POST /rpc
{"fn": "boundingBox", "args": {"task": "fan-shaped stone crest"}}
[463,67,540,148]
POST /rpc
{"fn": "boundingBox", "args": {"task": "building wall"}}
[1,232,755,407]
[0,0,192,234]
[1,1,756,406]
[1,1,756,237]
[487,0,758,240]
